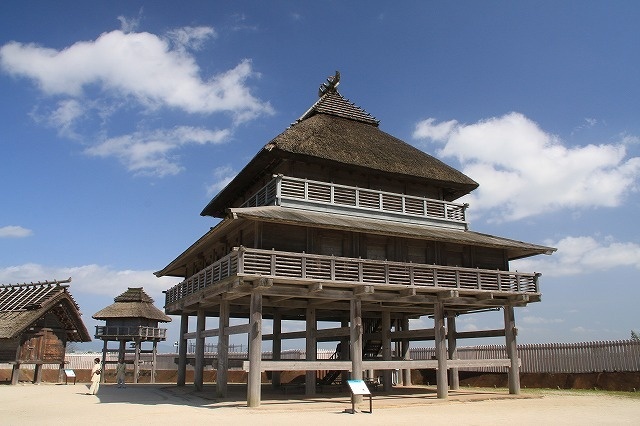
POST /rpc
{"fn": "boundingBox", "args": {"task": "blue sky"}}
[1,1,639,352]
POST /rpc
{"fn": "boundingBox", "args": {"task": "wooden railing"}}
[165,247,539,306]
[240,175,468,228]
[94,326,167,340]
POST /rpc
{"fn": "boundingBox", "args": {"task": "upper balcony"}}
[165,247,540,309]
[241,175,468,230]
[94,326,168,341]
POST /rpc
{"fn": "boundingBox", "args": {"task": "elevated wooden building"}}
[156,72,555,407]
[0,278,91,384]
[93,287,171,383]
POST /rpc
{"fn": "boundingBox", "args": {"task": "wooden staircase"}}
[318,318,383,386]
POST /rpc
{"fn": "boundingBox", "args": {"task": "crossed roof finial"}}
[318,70,340,97]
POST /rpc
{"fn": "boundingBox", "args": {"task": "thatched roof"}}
[201,87,478,218]
[92,287,171,322]
[0,279,91,342]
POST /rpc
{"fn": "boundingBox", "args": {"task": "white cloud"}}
[0,226,33,238]
[0,28,272,119]
[521,316,563,325]
[206,165,237,196]
[167,26,217,51]
[86,126,231,177]
[0,263,180,298]
[413,113,640,222]
[512,235,640,276]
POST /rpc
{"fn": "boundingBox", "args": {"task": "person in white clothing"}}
[116,358,127,388]
[88,357,101,395]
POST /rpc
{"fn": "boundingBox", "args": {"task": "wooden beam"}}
[309,282,323,292]
[354,285,374,296]
[438,290,459,300]
[242,358,517,372]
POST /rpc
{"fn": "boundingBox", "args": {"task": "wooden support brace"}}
[354,285,374,296]
[438,290,459,300]
[309,282,323,293]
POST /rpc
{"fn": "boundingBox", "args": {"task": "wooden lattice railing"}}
[165,247,539,305]
[240,175,468,227]
[94,326,167,340]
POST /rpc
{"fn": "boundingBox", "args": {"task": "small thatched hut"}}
[0,278,91,384]
[93,287,171,383]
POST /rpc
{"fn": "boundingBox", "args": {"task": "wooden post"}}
[151,341,157,384]
[402,316,412,386]
[382,310,392,391]
[217,300,229,397]
[11,363,20,385]
[434,302,448,398]
[271,312,282,388]
[177,313,188,386]
[33,363,43,384]
[133,340,140,384]
[394,319,402,386]
[447,313,459,390]
[247,291,263,407]
[305,306,317,395]
[194,308,205,391]
[350,298,363,405]
[101,340,108,384]
[339,319,349,384]
[504,304,520,394]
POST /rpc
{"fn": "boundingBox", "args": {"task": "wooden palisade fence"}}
[411,340,640,373]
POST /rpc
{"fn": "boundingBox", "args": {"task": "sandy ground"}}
[1,382,639,425]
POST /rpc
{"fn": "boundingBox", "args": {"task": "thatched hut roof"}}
[92,287,171,322]
[0,279,91,342]
[201,86,478,218]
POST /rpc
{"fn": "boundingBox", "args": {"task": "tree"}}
[632,330,640,342]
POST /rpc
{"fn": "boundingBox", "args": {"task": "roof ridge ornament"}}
[318,70,340,97]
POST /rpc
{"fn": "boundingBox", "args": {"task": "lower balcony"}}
[94,326,167,341]
[164,247,540,307]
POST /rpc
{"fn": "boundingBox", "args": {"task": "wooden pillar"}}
[101,340,108,384]
[217,300,229,397]
[11,363,20,385]
[340,319,349,384]
[271,312,282,388]
[350,298,363,404]
[394,319,402,386]
[194,308,205,391]
[247,291,263,407]
[434,302,448,399]
[151,341,157,384]
[447,313,459,390]
[177,313,188,386]
[33,363,43,384]
[133,340,141,384]
[381,311,392,391]
[401,316,412,386]
[305,306,317,395]
[504,304,520,394]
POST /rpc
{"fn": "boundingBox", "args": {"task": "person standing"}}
[116,358,127,388]
[88,357,101,395]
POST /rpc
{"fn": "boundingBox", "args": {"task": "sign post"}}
[346,379,372,414]
[63,369,76,385]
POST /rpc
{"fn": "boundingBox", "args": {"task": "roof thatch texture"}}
[201,89,478,217]
[0,279,91,341]
[92,287,171,322]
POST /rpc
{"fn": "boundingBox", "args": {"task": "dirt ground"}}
[1,381,639,425]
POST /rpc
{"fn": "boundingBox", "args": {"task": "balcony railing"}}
[165,247,539,306]
[94,326,167,340]
[240,175,468,229]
